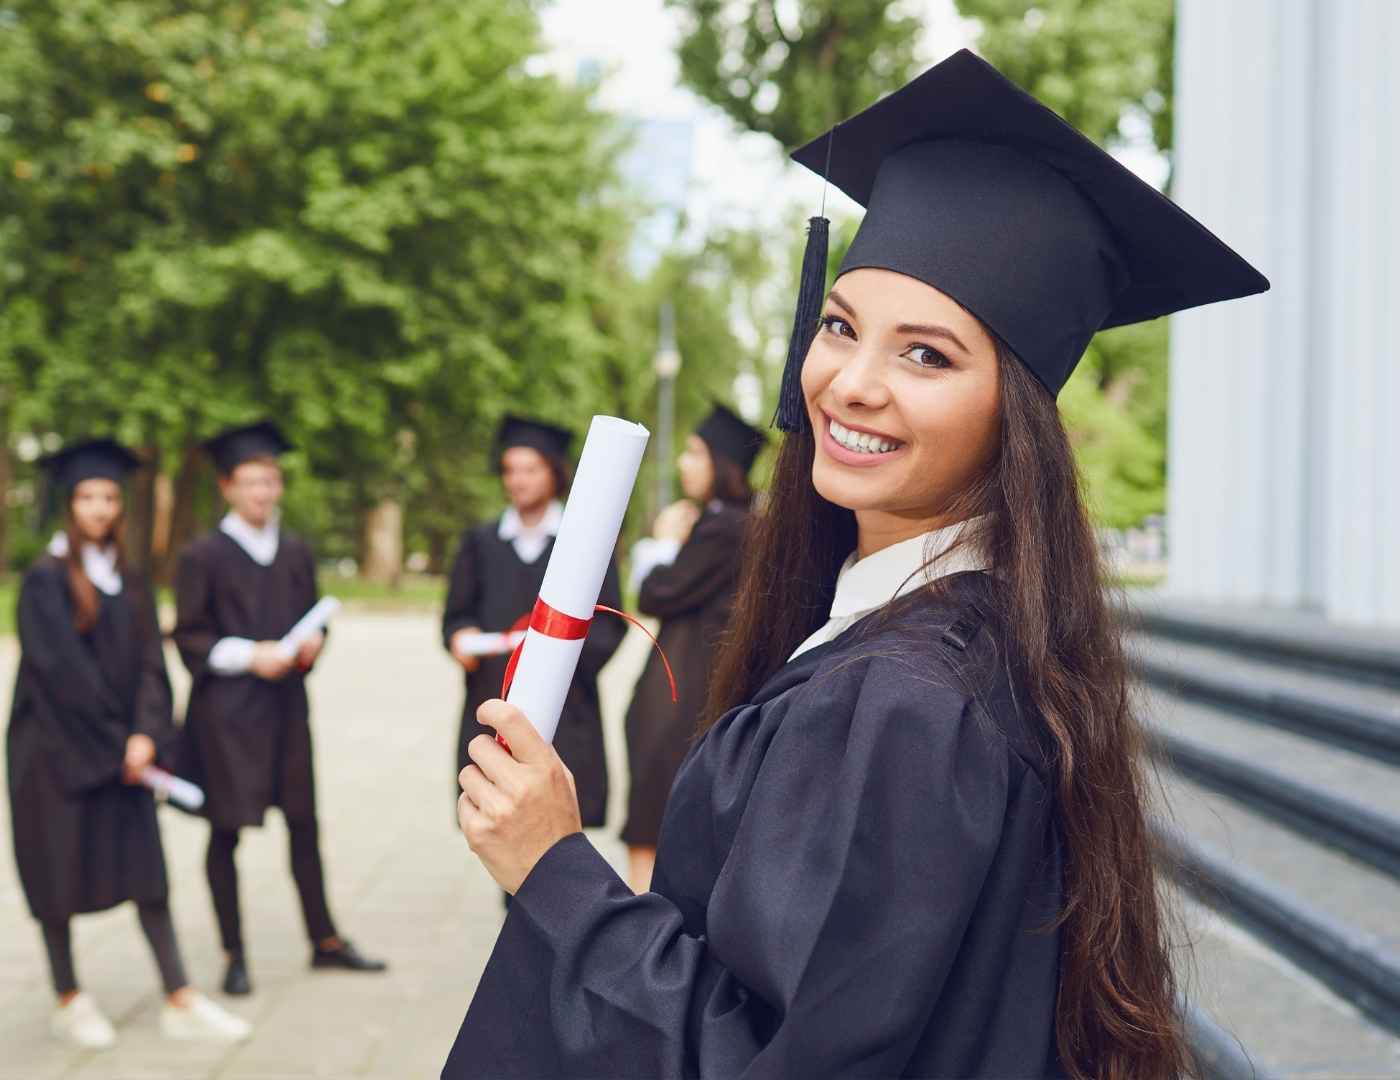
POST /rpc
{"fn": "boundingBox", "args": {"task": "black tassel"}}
[773,215,829,432]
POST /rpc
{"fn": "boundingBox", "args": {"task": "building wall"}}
[1168,0,1399,626]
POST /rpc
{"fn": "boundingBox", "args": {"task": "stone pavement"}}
[0,611,652,1079]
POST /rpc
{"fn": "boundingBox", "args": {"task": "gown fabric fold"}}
[443,572,1064,1079]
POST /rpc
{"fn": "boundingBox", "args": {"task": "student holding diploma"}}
[7,440,250,1048]
[621,403,763,893]
[174,421,385,997]
[445,52,1268,1079]
[442,416,624,829]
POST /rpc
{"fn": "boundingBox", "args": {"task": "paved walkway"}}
[0,612,651,1079]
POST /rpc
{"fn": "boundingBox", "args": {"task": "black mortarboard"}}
[202,420,293,476]
[696,404,766,472]
[774,49,1269,428]
[494,415,574,464]
[37,438,144,523]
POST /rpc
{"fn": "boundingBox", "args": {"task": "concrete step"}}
[1131,633,1400,765]
[1159,775,1400,1033]
[1128,595,1400,691]
[1177,895,1400,1078]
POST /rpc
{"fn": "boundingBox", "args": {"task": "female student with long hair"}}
[7,440,250,1048]
[621,404,764,893]
[443,51,1268,1079]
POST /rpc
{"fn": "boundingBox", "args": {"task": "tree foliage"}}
[0,0,661,573]
[665,0,923,149]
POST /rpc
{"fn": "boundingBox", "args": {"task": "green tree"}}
[666,0,923,148]
[0,0,644,577]
[955,0,1174,155]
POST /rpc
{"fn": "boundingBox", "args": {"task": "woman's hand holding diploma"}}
[458,698,582,895]
[122,733,157,785]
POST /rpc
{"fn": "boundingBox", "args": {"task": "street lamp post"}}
[653,301,681,516]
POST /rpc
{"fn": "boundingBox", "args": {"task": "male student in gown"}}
[173,421,385,996]
[442,416,624,831]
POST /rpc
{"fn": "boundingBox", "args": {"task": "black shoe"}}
[222,952,252,996]
[310,939,387,973]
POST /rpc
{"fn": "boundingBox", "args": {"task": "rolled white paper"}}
[505,416,650,743]
[276,596,341,661]
[455,630,526,658]
[140,766,205,811]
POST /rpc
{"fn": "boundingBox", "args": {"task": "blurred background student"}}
[7,440,250,1049]
[173,421,386,998]
[621,405,763,892]
[443,416,625,836]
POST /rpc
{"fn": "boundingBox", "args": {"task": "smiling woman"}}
[443,49,1268,1080]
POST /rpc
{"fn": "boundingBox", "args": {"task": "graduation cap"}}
[696,403,766,472]
[494,415,574,464]
[202,420,292,476]
[774,49,1269,429]
[36,438,144,524]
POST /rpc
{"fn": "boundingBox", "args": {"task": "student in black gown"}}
[442,416,624,829]
[444,51,1268,1079]
[621,404,763,892]
[7,440,250,1049]
[173,421,385,996]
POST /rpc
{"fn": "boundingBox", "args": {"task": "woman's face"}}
[70,479,123,544]
[802,268,1002,541]
[500,446,557,512]
[677,435,715,502]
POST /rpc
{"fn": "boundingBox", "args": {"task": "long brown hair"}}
[61,501,128,635]
[709,341,1186,1079]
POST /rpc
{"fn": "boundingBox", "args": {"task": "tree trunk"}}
[125,446,160,573]
[360,498,403,586]
[153,445,205,585]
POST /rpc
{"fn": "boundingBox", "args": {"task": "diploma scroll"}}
[140,766,205,811]
[276,597,341,662]
[505,416,650,743]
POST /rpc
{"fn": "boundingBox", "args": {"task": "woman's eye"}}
[904,344,952,369]
[818,314,855,339]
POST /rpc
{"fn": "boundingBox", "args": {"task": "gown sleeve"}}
[576,556,625,681]
[442,528,481,650]
[130,578,176,745]
[16,568,129,792]
[172,545,220,681]
[444,654,1021,1079]
[637,512,741,620]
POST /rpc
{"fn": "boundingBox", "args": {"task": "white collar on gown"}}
[497,500,563,564]
[220,510,281,567]
[47,532,123,596]
[789,516,990,660]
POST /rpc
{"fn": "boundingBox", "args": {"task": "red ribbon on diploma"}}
[496,597,678,753]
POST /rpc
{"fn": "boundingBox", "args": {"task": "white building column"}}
[1167,0,1399,626]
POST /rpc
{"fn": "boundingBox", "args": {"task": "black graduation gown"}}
[442,521,624,827]
[6,558,176,922]
[173,529,321,831]
[443,572,1065,1079]
[621,503,747,846]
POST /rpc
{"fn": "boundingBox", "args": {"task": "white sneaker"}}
[50,992,117,1049]
[159,991,252,1042]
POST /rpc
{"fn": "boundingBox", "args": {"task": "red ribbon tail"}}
[594,604,678,704]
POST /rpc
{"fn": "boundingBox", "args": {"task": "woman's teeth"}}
[829,418,901,455]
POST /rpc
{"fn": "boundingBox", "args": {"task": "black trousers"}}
[41,902,189,997]
[205,819,337,954]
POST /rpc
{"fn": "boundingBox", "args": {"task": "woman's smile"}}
[819,410,908,468]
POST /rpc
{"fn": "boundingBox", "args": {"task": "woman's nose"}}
[828,348,892,411]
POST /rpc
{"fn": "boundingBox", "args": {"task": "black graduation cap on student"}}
[774,49,1270,429]
[37,438,145,521]
[696,403,766,472]
[202,420,293,476]
[494,415,574,464]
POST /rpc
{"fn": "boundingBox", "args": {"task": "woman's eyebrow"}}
[827,290,858,319]
[895,322,970,354]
